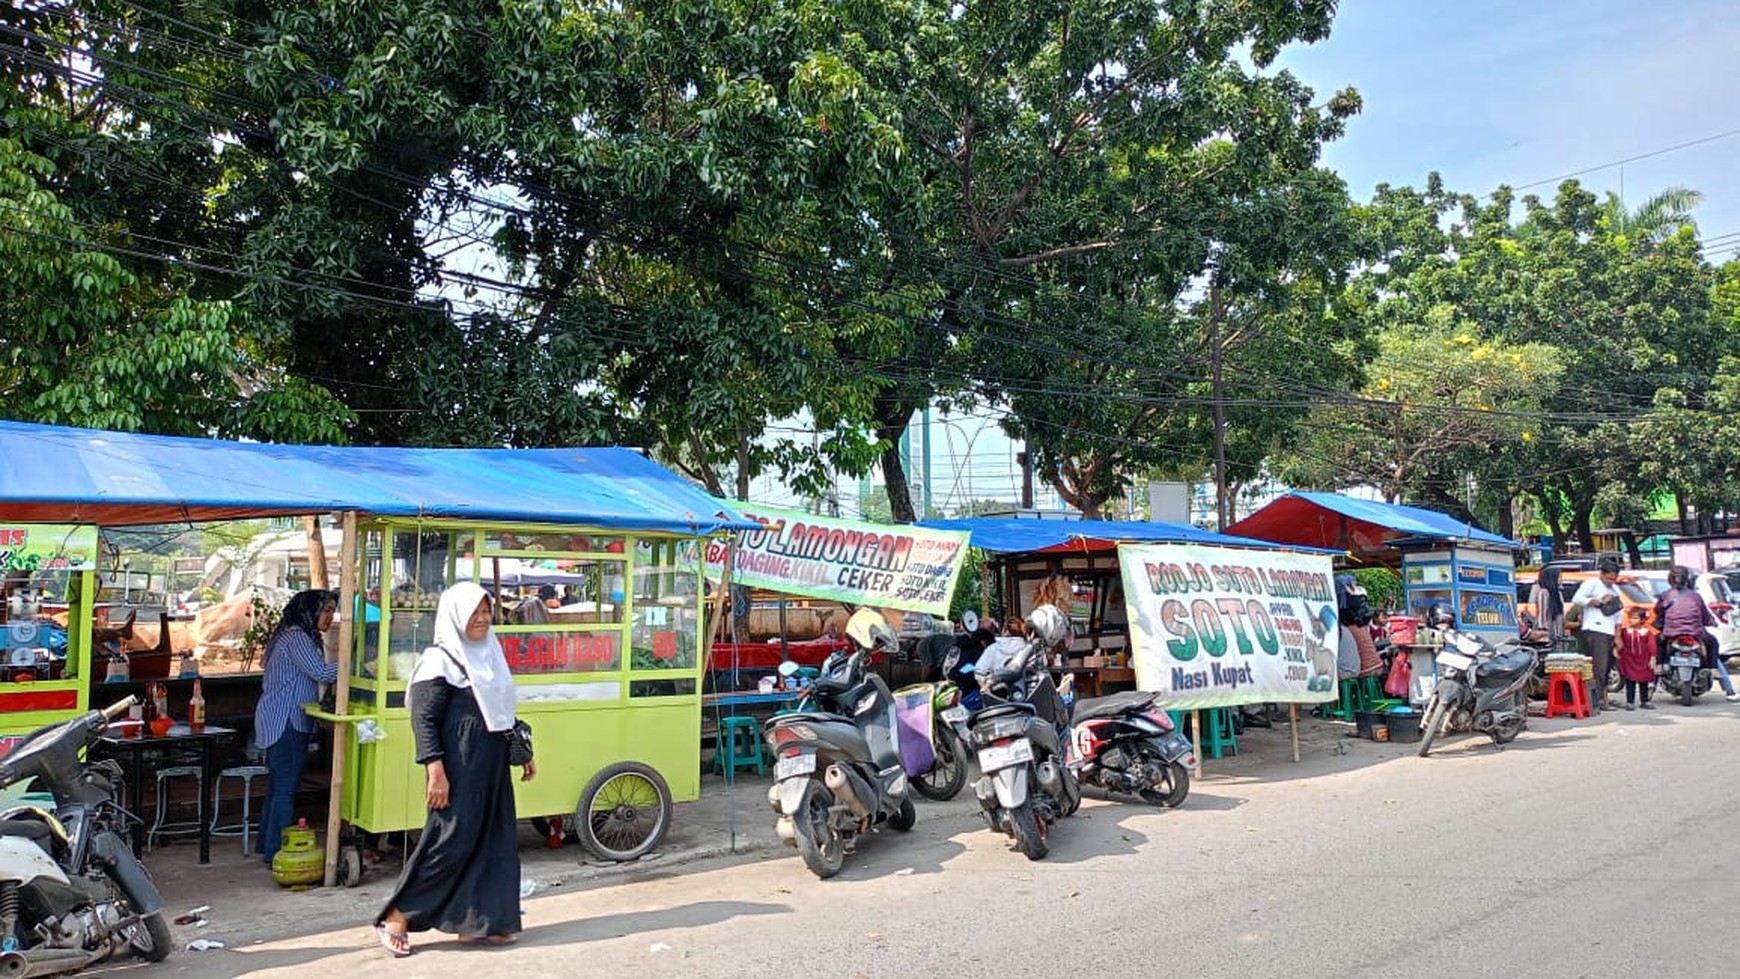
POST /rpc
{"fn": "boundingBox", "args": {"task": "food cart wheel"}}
[338,846,364,888]
[575,762,672,863]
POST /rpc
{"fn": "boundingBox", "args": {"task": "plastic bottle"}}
[189,678,206,729]
[152,682,170,722]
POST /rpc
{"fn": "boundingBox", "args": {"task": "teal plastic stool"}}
[713,716,766,777]
[1166,708,1238,759]
[1201,707,1238,758]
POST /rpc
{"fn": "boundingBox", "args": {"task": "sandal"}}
[375,924,412,958]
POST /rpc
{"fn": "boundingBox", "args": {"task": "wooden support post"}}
[1191,708,1203,773]
[322,512,358,888]
[1289,703,1301,763]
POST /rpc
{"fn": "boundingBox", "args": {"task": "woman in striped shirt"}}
[253,589,339,865]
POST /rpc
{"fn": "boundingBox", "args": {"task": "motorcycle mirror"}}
[961,609,979,633]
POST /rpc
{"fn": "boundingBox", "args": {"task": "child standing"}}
[1615,607,1658,710]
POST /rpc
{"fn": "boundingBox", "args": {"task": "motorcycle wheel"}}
[1682,678,1695,707]
[127,910,172,962]
[890,794,917,832]
[1009,801,1049,861]
[910,727,967,801]
[1140,758,1192,808]
[1417,695,1451,758]
[794,781,845,879]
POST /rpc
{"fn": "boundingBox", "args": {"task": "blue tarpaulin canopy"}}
[1224,491,1518,552]
[914,517,1318,554]
[0,420,755,534]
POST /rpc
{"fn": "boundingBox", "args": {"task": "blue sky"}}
[1278,0,1740,255]
[758,1,1740,516]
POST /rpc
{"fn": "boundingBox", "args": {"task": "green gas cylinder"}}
[271,819,326,888]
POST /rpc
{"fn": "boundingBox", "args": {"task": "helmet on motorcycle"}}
[1426,603,1456,630]
[1025,604,1070,647]
[843,608,896,652]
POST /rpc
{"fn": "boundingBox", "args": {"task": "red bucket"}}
[1387,615,1419,646]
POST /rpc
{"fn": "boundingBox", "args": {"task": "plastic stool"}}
[1358,676,1384,708]
[1201,707,1239,758]
[1328,678,1361,721]
[713,716,766,777]
[210,764,269,856]
[1545,670,1592,719]
[148,765,206,850]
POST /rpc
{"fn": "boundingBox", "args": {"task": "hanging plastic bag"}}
[1383,652,1413,699]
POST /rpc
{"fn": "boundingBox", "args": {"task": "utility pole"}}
[1210,278,1228,531]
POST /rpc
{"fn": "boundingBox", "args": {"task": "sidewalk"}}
[142,705,1600,952]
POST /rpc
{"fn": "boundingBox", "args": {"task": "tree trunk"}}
[734,428,751,501]
[872,392,923,523]
[1496,490,1517,542]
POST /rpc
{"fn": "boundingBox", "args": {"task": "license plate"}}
[977,739,1034,772]
[1157,732,1192,762]
[1436,651,1474,671]
[774,753,816,780]
[1669,654,1701,668]
[941,706,968,724]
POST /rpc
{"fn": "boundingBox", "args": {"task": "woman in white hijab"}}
[375,582,534,956]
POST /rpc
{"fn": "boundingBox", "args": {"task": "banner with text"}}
[0,524,99,573]
[1122,543,1339,708]
[704,504,969,617]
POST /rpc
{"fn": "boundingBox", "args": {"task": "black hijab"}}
[266,589,336,660]
[1536,566,1564,623]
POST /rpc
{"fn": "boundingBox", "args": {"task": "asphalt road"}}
[128,702,1740,979]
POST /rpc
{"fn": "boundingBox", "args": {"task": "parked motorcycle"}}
[0,695,172,975]
[1658,633,1712,707]
[1417,605,1537,758]
[946,605,1080,861]
[764,610,914,879]
[893,679,968,801]
[1065,691,1194,806]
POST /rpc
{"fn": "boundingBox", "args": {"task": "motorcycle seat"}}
[1071,690,1158,723]
[972,702,1035,723]
[0,818,54,847]
[1480,647,1534,678]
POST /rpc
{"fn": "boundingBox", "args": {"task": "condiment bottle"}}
[189,678,206,730]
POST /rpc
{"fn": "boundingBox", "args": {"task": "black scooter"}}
[947,605,1081,861]
[764,611,914,879]
[0,695,171,975]
[1417,606,1537,757]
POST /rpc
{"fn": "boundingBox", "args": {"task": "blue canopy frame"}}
[0,420,755,534]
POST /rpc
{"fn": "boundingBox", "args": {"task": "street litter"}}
[173,904,211,926]
[650,942,674,953]
[893,868,914,876]
[185,939,225,951]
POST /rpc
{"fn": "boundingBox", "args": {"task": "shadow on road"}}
[521,899,792,946]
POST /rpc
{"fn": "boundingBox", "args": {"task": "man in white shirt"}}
[1569,558,1624,711]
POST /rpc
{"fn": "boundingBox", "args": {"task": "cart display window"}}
[0,524,98,734]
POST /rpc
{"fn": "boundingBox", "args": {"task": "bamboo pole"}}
[321,512,358,888]
[1289,703,1301,762]
[1191,708,1203,773]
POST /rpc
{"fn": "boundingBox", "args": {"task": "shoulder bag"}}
[435,647,535,766]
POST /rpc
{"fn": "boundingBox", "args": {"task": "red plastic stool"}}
[1545,670,1591,719]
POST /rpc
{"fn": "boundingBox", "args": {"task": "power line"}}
[1513,125,1740,191]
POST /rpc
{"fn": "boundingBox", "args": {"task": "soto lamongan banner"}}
[704,503,969,617]
[1122,542,1339,708]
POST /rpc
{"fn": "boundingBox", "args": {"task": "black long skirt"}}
[377,688,520,937]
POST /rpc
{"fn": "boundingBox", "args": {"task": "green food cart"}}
[0,524,100,744]
[314,518,718,865]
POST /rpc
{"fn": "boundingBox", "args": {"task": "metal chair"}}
[210,765,270,856]
[148,766,205,851]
